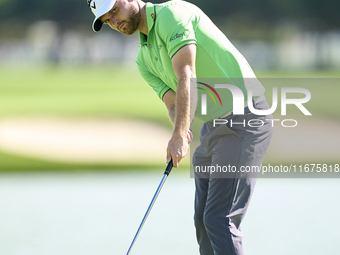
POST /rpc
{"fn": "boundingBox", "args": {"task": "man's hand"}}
[187,129,193,144]
[166,134,189,168]
[166,129,192,167]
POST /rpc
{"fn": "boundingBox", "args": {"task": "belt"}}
[219,94,266,119]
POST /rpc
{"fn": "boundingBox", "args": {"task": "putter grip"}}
[164,160,173,176]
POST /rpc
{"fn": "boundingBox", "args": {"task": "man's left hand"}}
[166,134,189,168]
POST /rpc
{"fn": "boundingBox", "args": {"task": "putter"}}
[126,160,173,255]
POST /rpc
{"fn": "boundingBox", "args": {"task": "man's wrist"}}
[172,130,186,139]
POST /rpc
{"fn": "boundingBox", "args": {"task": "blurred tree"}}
[0,0,339,38]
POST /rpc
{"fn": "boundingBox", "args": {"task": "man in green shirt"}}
[88,0,273,254]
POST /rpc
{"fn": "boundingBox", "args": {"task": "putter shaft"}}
[126,161,173,255]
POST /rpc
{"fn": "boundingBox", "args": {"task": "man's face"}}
[99,0,141,35]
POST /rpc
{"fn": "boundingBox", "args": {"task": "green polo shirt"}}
[136,1,265,122]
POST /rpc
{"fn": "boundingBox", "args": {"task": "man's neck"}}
[137,1,148,35]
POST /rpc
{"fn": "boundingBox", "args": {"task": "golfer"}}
[87,0,273,254]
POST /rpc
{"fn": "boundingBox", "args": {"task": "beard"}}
[119,4,141,35]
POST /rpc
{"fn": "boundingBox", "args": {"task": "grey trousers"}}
[192,100,273,255]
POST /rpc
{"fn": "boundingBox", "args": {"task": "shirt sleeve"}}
[137,61,171,100]
[156,6,197,58]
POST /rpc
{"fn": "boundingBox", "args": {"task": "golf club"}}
[126,160,173,255]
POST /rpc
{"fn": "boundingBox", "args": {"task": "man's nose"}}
[110,16,120,27]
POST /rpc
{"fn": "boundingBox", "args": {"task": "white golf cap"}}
[87,0,116,32]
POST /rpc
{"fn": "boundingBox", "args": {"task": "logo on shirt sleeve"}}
[170,31,189,42]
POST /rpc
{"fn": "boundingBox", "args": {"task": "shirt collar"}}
[139,2,156,45]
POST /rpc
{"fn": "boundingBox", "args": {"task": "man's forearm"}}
[173,76,192,138]
[172,76,197,137]
[168,104,176,125]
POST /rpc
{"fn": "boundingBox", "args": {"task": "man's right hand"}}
[187,129,193,144]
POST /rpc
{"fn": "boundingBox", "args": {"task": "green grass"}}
[0,65,169,125]
[259,78,340,119]
[0,65,339,171]
[0,150,170,172]
[1,66,338,121]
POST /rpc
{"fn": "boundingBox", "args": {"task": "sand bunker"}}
[0,118,172,164]
[0,117,339,165]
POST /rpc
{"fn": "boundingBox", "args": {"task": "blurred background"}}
[0,0,340,254]
[0,0,340,69]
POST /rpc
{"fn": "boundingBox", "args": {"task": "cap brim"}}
[92,0,116,32]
